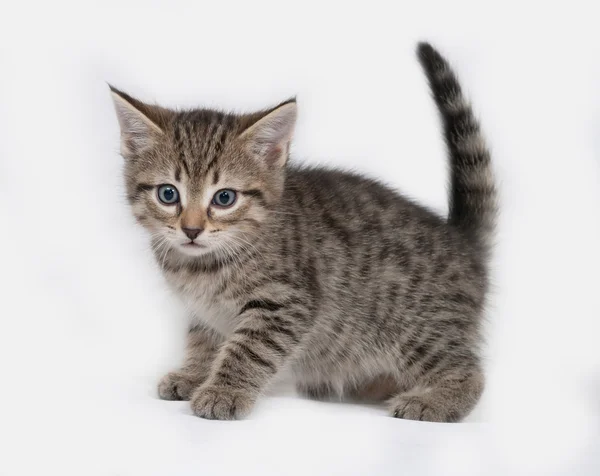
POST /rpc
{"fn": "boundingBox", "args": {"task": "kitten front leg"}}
[158,324,221,401]
[190,298,307,420]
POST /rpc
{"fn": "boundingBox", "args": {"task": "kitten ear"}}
[240,99,297,168]
[109,85,167,158]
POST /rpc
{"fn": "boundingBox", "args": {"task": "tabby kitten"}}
[110,43,496,422]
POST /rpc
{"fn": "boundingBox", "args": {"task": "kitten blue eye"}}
[157,184,179,205]
[212,189,237,207]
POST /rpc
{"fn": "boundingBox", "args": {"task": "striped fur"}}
[110,42,496,422]
[417,43,497,254]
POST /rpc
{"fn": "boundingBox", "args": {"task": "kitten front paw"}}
[158,371,203,401]
[190,385,255,420]
[390,395,459,423]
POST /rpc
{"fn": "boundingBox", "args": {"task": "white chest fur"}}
[164,270,239,336]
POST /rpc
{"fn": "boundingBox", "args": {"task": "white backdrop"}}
[1,1,599,475]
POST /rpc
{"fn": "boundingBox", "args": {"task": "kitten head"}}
[109,86,296,258]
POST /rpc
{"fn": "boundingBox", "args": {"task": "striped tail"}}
[417,42,497,254]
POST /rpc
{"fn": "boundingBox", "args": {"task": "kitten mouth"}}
[181,242,205,248]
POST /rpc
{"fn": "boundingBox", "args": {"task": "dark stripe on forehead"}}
[200,116,219,158]
[180,155,190,178]
[206,154,220,175]
[185,121,196,154]
[204,127,226,172]
[175,165,181,182]
[204,114,238,173]
[174,124,191,178]
[173,110,241,179]
[212,122,226,156]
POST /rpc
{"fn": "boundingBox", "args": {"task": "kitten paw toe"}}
[390,396,458,423]
[158,371,202,401]
[190,385,254,420]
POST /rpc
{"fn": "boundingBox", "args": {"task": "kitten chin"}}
[176,242,209,256]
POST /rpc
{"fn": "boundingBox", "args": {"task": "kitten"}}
[110,42,496,422]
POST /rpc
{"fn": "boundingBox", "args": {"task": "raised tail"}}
[417,42,497,253]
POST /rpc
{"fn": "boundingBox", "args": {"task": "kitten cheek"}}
[135,215,151,227]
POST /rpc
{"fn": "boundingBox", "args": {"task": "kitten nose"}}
[182,227,203,240]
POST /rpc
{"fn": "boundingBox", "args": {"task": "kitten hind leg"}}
[297,374,400,403]
[388,366,484,422]
[349,374,400,402]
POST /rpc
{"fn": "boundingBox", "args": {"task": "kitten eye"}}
[212,189,237,208]
[157,184,179,205]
